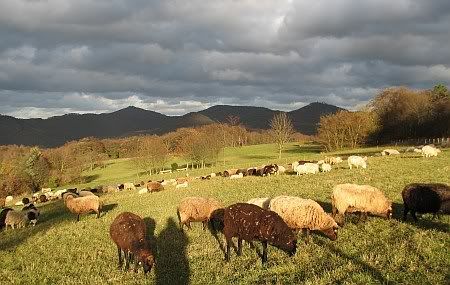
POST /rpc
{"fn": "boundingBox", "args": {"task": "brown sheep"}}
[109,212,155,274]
[146,181,164,193]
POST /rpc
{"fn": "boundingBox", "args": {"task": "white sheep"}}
[4,210,29,229]
[123,182,136,190]
[230,173,244,179]
[421,145,439,157]
[324,157,343,165]
[246,197,271,210]
[5,195,13,205]
[269,196,339,242]
[331,183,392,225]
[175,181,189,189]
[319,163,332,172]
[276,165,286,175]
[413,148,422,154]
[138,188,148,194]
[210,173,217,178]
[347,156,367,169]
[381,149,400,156]
[41,188,52,193]
[177,197,222,230]
[291,161,299,171]
[295,163,319,175]
[54,189,67,199]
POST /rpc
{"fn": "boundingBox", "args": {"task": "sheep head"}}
[321,226,339,241]
[137,246,155,274]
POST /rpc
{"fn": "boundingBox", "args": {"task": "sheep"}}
[210,173,217,178]
[110,212,155,274]
[236,169,248,177]
[123,182,136,191]
[269,196,339,243]
[0,208,13,229]
[62,192,79,200]
[146,181,164,193]
[177,197,222,231]
[209,203,297,264]
[381,149,400,156]
[78,190,95,197]
[324,157,343,165]
[319,163,332,173]
[246,197,271,210]
[230,173,244,179]
[39,194,48,203]
[295,163,319,175]
[22,197,30,205]
[347,156,367,169]
[54,189,67,199]
[421,145,439,157]
[175,182,189,189]
[41,188,52,193]
[22,204,40,226]
[413,148,422,154]
[5,195,13,205]
[65,195,102,222]
[331,184,392,225]
[4,209,29,229]
[247,167,258,176]
[138,188,148,195]
[276,165,286,175]
[223,169,239,177]
[402,183,450,221]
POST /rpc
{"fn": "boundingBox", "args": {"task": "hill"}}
[0,102,344,147]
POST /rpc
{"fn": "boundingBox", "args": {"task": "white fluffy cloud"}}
[0,0,449,118]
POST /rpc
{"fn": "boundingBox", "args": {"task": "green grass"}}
[1,143,449,285]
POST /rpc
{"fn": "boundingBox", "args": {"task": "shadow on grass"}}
[143,217,158,256]
[316,238,393,284]
[242,154,274,160]
[392,202,450,234]
[284,144,323,154]
[155,217,190,285]
[83,174,100,183]
[0,201,72,251]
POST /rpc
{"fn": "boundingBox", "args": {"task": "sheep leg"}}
[331,205,337,217]
[186,222,192,230]
[304,229,311,244]
[403,206,409,221]
[133,256,139,273]
[261,241,268,264]
[77,215,80,222]
[202,221,207,231]
[117,246,123,269]
[237,238,243,256]
[411,211,418,222]
[96,210,100,219]
[225,237,232,262]
[124,251,130,271]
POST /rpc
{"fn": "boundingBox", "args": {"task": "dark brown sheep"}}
[110,212,155,274]
[402,183,450,221]
[210,203,297,264]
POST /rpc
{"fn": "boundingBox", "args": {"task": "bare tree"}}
[270,112,294,158]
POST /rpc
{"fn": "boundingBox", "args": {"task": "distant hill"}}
[0,102,344,147]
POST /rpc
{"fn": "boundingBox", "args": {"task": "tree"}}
[432,83,449,100]
[270,112,294,158]
[134,136,169,175]
[24,147,50,192]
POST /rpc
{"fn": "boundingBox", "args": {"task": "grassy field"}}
[1,143,449,285]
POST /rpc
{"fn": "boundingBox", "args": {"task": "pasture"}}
[1,143,449,284]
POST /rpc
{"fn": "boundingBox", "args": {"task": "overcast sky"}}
[1,0,450,118]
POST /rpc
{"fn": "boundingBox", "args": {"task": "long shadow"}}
[242,154,274,160]
[143,217,158,256]
[155,217,190,285]
[392,202,450,233]
[101,203,118,215]
[82,174,100,183]
[0,201,73,251]
[284,145,323,154]
[315,239,392,284]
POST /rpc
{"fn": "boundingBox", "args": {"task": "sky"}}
[1,0,450,118]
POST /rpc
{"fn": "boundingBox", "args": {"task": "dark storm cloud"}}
[0,0,449,118]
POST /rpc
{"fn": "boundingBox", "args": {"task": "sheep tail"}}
[176,209,182,230]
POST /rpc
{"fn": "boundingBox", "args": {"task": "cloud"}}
[0,0,449,118]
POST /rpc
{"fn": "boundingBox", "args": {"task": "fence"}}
[393,137,450,146]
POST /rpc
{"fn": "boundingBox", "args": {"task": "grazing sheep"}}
[223,169,239,177]
[276,165,286,175]
[5,196,13,205]
[62,192,79,200]
[175,182,189,189]
[0,208,13,229]
[421,145,439,157]
[381,149,400,156]
[146,181,164,193]
[319,163,332,173]
[402,183,450,221]
[261,164,278,176]
[246,197,271,210]
[65,195,102,222]
[22,197,30,205]
[39,194,48,203]
[54,189,67,199]
[110,212,155,274]
[269,196,339,242]
[230,173,244,179]
[413,148,422,154]
[324,157,343,165]
[296,163,319,175]
[22,204,40,226]
[138,188,148,195]
[331,184,392,225]
[247,167,258,176]
[123,182,136,191]
[236,169,248,177]
[41,188,52,193]
[210,173,217,178]
[210,203,297,264]
[4,210,29,229]
[177,197,222,230]
[78,191,95,197]
[347,156,367,169]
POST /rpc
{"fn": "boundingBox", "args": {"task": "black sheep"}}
[402,183,450,221]
[210,203,297,264]
[110,212,155,274]
[236,169,248,176]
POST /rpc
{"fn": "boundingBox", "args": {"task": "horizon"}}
[1,1,449,119]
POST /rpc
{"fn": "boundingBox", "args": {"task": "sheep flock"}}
[0,143,448,280]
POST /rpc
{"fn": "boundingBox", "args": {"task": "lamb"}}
[64,195,102,221]
[347,156,367,169]
[246,197,271,210]
[209,203,297,264]
[175,181,189,189]
[146,181,164,193]
[331,184,392,225]
[0,208,13,229]
[402,183,450,221]
[421,145,439,157]
[295,163,319,175]
[123,182,136,191]
[324,156,343,165]
[4,209,29,229]
[381,149,400,156]
[319,163,332,173]
[230,173,244,179]
[110,212,155,274]
[177,197,222,230]
[269,196,338,242]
